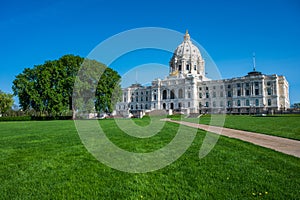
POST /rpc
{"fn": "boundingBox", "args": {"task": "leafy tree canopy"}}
[12,55,121,117]
[0,90,14,115]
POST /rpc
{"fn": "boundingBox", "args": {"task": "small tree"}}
[293,103,300,110]
[0,90,14,116]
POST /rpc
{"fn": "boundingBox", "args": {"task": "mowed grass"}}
[0,119,299,199]
[179,114,300,140]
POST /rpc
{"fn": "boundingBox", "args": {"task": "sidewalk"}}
[164,119,300,158]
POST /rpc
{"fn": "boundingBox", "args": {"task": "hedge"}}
[0,116,73,121]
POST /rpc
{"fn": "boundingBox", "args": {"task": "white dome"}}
[173,31,202,60]
[169,30,205,77]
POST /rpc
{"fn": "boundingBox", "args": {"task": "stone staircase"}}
[148,110,168,116]
[186,113,202,118]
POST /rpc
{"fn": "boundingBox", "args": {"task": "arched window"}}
[178,65,182,71]
[246,99,250,106]
[162,90,167,100]
[170,103,174,109]
[178,102,182,108]
[220,101,224,107]
[268,99,272,106]
[205,102,209,107]
[170,90,175,99]
[227,101,231,107]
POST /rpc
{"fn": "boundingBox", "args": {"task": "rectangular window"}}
[213,92,216,98]
[237,89,241,96]
[246,89,250,96]
[199,87,202,91]
[246,83,250,87]
[194,65,197,70]
[237,83,241,87]
[206,92,209,98]
[220,91,224,97]
[199,93,202,98]
[228,85,231,89]
[255,82,259,87]
[220,85,223,89]
[188,102,190,107]
[186,64,189,70]
[206,86,209,90]
[255,89,259,95]
[228,91,232,97]
[213,86,216,90]
[267,88,272,95]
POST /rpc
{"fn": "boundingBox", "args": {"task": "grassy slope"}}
[0,120,299,199]
[178,114,300,140]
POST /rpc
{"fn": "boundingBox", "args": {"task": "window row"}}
[200,99,270,108]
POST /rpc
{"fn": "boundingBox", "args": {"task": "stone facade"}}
[115,31,290,117]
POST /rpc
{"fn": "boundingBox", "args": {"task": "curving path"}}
[163,119,300,158]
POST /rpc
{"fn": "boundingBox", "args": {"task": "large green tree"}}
[13,55,121,118]
[0,90,14,116]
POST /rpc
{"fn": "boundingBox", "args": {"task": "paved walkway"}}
[163,119,300,158]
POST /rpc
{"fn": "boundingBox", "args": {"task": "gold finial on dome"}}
[184,29,190,41]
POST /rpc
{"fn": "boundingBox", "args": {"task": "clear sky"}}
[1,0,299,104]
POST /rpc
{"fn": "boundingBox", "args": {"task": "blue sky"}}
[1,0,299,104]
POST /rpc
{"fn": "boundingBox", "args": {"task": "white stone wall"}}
[116,71,290,116]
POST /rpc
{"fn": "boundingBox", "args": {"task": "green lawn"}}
[177,114,300,140]
[0,119,299,199]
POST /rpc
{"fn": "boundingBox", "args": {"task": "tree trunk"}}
[72,108,76,120]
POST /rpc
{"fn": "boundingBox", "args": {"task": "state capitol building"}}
[115,31,290,117]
